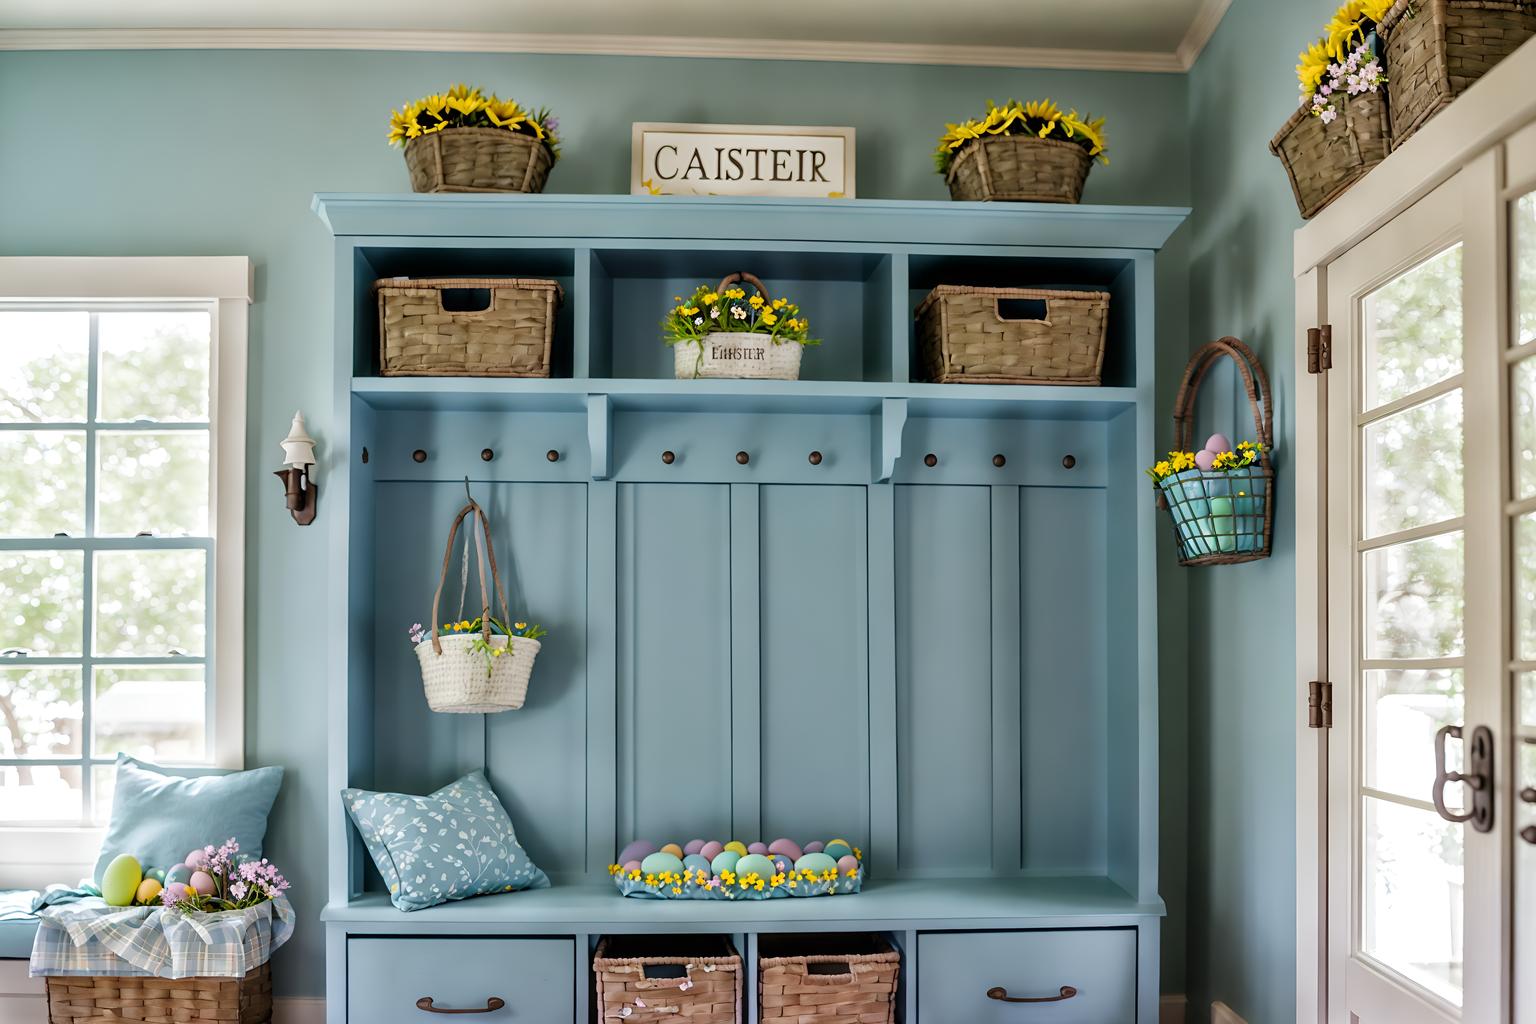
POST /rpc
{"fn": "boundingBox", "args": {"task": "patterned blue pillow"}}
[342,771,549,911]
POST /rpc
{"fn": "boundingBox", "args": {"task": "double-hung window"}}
[0,258,248,871]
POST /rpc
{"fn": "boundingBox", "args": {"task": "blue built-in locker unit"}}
[315,193,1187,1023]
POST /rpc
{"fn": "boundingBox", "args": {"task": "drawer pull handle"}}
[416,996,506,1014]
[986,985,1078,1004]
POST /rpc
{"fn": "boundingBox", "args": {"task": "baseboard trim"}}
[275,997,327,1024]
[1161,993,1189,1024]
[1211,1000,1249,1024]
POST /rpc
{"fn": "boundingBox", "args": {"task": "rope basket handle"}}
[427,500,512,655]
[1172,336,1273,467]
[714,271,771,301]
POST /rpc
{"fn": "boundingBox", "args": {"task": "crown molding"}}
[0,26,1202,72]
[1175,0,1232,70]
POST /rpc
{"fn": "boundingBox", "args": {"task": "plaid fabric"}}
[29,894,293,979]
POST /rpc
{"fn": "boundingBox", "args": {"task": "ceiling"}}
[0,0,1230,71]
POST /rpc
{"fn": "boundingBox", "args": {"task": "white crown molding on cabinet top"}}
[0,0,1232,72]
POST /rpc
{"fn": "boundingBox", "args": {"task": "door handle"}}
[986,985,1078,1003]
[416,996,505,1014]
[1432,725,1494,833]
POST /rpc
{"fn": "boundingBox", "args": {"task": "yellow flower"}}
[748,295,765,308]
[514,621,527,630]
[761,312,778,327]
[485,98,527,129]
[703,292,719,304]
[1297,39,1332,96]
[726,288,745,299]
[772,298,787,309]
[671,886,683,895]
[628,869,641,880]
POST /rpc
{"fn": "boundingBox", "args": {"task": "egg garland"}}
[610,836,865,900]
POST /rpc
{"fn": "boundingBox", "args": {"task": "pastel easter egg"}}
[823,840,853,861]
[617,840,657,865]
[145,868,166,884]
[1194,449,1217,471]
[710,850,741,875]
[747,842,769,855]
[683,839,706,856]
[837,854,860,876]
[803,841,825,854]
[185,848,210,870]
[621,860,642,875]
[135,878,163,906]
[660,843,685,859]
[165,863,194,887]
[724,841,748,856]
[735,854,775,881]
[1204,433,1231,454]
[700,841,725,861]
[767,838,803,862]
[683,854,712,876]
[794,852,838,876]
[640,851,684,877]
[189,870,216,896]
[100,854,143,907]
[770,854,793,875]
[162,882,189,905]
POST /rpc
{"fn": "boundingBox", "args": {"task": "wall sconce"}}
[274,410,318,526]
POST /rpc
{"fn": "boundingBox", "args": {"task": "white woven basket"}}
[674,332,802,380]
[416,633,540,713]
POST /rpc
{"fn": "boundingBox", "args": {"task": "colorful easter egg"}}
[189,870,216,896]
[794,852,838,875]
[617,840,657,865]
[683,839,706,856]
[622,860,642,874]
[1204,433,1231,454]
[803,841,825,853]
[641,851,684,877]
[145,867,166,884]
[165,863,194,887]
[710,850,741,875]
[837,854,860,876]
[135,878,163,905]
[770,855,793,875]
[683,854,712,875]
[700,841,725,861]
[735,854,775,881]
[660,843,685,859]
[1194,449,1217,471]
[747,842,769,855]
[100,854,142,907]
[185,848,210,870]
[823,840,853,861]
[162,882,190,905]
[767,838,803,862]
[724,841,748,856]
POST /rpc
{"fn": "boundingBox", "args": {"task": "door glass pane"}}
[94,550,206,656]
[1363,244,1463,409]
[1520,672,1536,731]
[0,311,88,423]
[0,764,82,823]
[97,311,210,422]
[1519,513,1536,662]
[1364,389,1464,537]
[1362,796,1464,1003]
[1517,191,1535,347]
[96,431,210,537]
[1517,356,1536,500]
[0,430,85,537]
[93,665,205,761]
[1364,532,1465,660]
[0,667,83,757]
[1364,668,1464,803]
[0,550,84,656]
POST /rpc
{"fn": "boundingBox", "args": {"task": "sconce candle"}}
[275,410,318,525]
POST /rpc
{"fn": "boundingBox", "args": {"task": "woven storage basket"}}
[758,934,899,1024]
[595,936,743,1024]
[915,285,1109,385]
[1380,0,1536,149]
[45,964,271,1024]
[945,135,1092,203]
[1158,337,1274,567]
[416,499,539,713]
[403,127,554,193]
[1269,88,1390,219]
[377,277,560,378]
[673,273,803,380]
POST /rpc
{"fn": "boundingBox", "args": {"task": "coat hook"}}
[361,447,369,464]
[1061,454,1077,469]
[924,453,938,467]
[412,449,427,463]
[463,476,474,505]
[736,451,750,465]
[546,449,560,463]
[993,454,1006,467]
[481,448,494,462]
[808,451,823,466]
[661,450,675,465]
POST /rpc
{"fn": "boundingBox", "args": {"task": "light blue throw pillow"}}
[94,754,284,884]
[343,770,549,912]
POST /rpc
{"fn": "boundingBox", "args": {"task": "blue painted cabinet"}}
[317,194,1185,1024]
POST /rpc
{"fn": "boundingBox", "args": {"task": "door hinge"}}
[1307,680,1333,729]
[1306,324,1333,375]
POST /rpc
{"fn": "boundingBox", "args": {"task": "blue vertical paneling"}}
[894,484,993,875]
[989,487,1023,874]
[1019,486,1109,872]
[586,482,618,876]
[866,486,900,875]
[730,485,763,841]
[616,483,732,842]
[757,485,870,844]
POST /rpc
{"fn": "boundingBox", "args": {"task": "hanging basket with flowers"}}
[388,84,560,194]
[934,99,1108,204]
[1148,338,1274,566]
[663,272,820,381]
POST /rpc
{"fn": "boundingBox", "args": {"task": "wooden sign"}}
[632,123,855,199]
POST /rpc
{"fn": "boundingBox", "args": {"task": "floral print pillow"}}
[342,770,549,911]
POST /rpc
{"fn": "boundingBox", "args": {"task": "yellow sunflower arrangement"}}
[934,99,1108,175]
[1296,0,1392,102]
[387,83,560,160]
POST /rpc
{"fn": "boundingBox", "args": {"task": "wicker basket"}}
[945,135,1093,203]
[915,285,1109,385]
[672,273,804,380]
[758,934,899,1024]
[376,277,561,378]
[1269,88,1390,219]
[1380,0,1536,149]
[45,964,271,1024]
[403,127,554,193]
[417,499,539,713]
[595,936,742,1024]
[1158,337,1275,566]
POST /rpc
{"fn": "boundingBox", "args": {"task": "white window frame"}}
[0,256,250,886]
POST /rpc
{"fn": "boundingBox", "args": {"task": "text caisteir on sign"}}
[632,124,855,198]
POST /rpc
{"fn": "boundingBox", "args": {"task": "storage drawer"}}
[348,936,574,1022]
[917,929,1136,1023]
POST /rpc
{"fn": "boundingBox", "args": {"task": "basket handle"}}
[1172,336,1273,464]
[715,272,771,301]
[428,500,512,656]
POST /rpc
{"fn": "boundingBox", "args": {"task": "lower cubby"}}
[593,934,744,1024]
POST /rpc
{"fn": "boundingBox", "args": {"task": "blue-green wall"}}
[0,49,1193,1000]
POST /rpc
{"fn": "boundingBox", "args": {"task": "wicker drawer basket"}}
[915,285,1110,385]
[759,934,900,1024]
[595,936,742,1024]
[45,964,272,1024]
[376,276,562,377]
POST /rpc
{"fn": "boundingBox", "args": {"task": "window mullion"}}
[80,311,99,822]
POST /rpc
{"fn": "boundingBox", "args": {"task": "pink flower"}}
[1320,108,1339,125]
